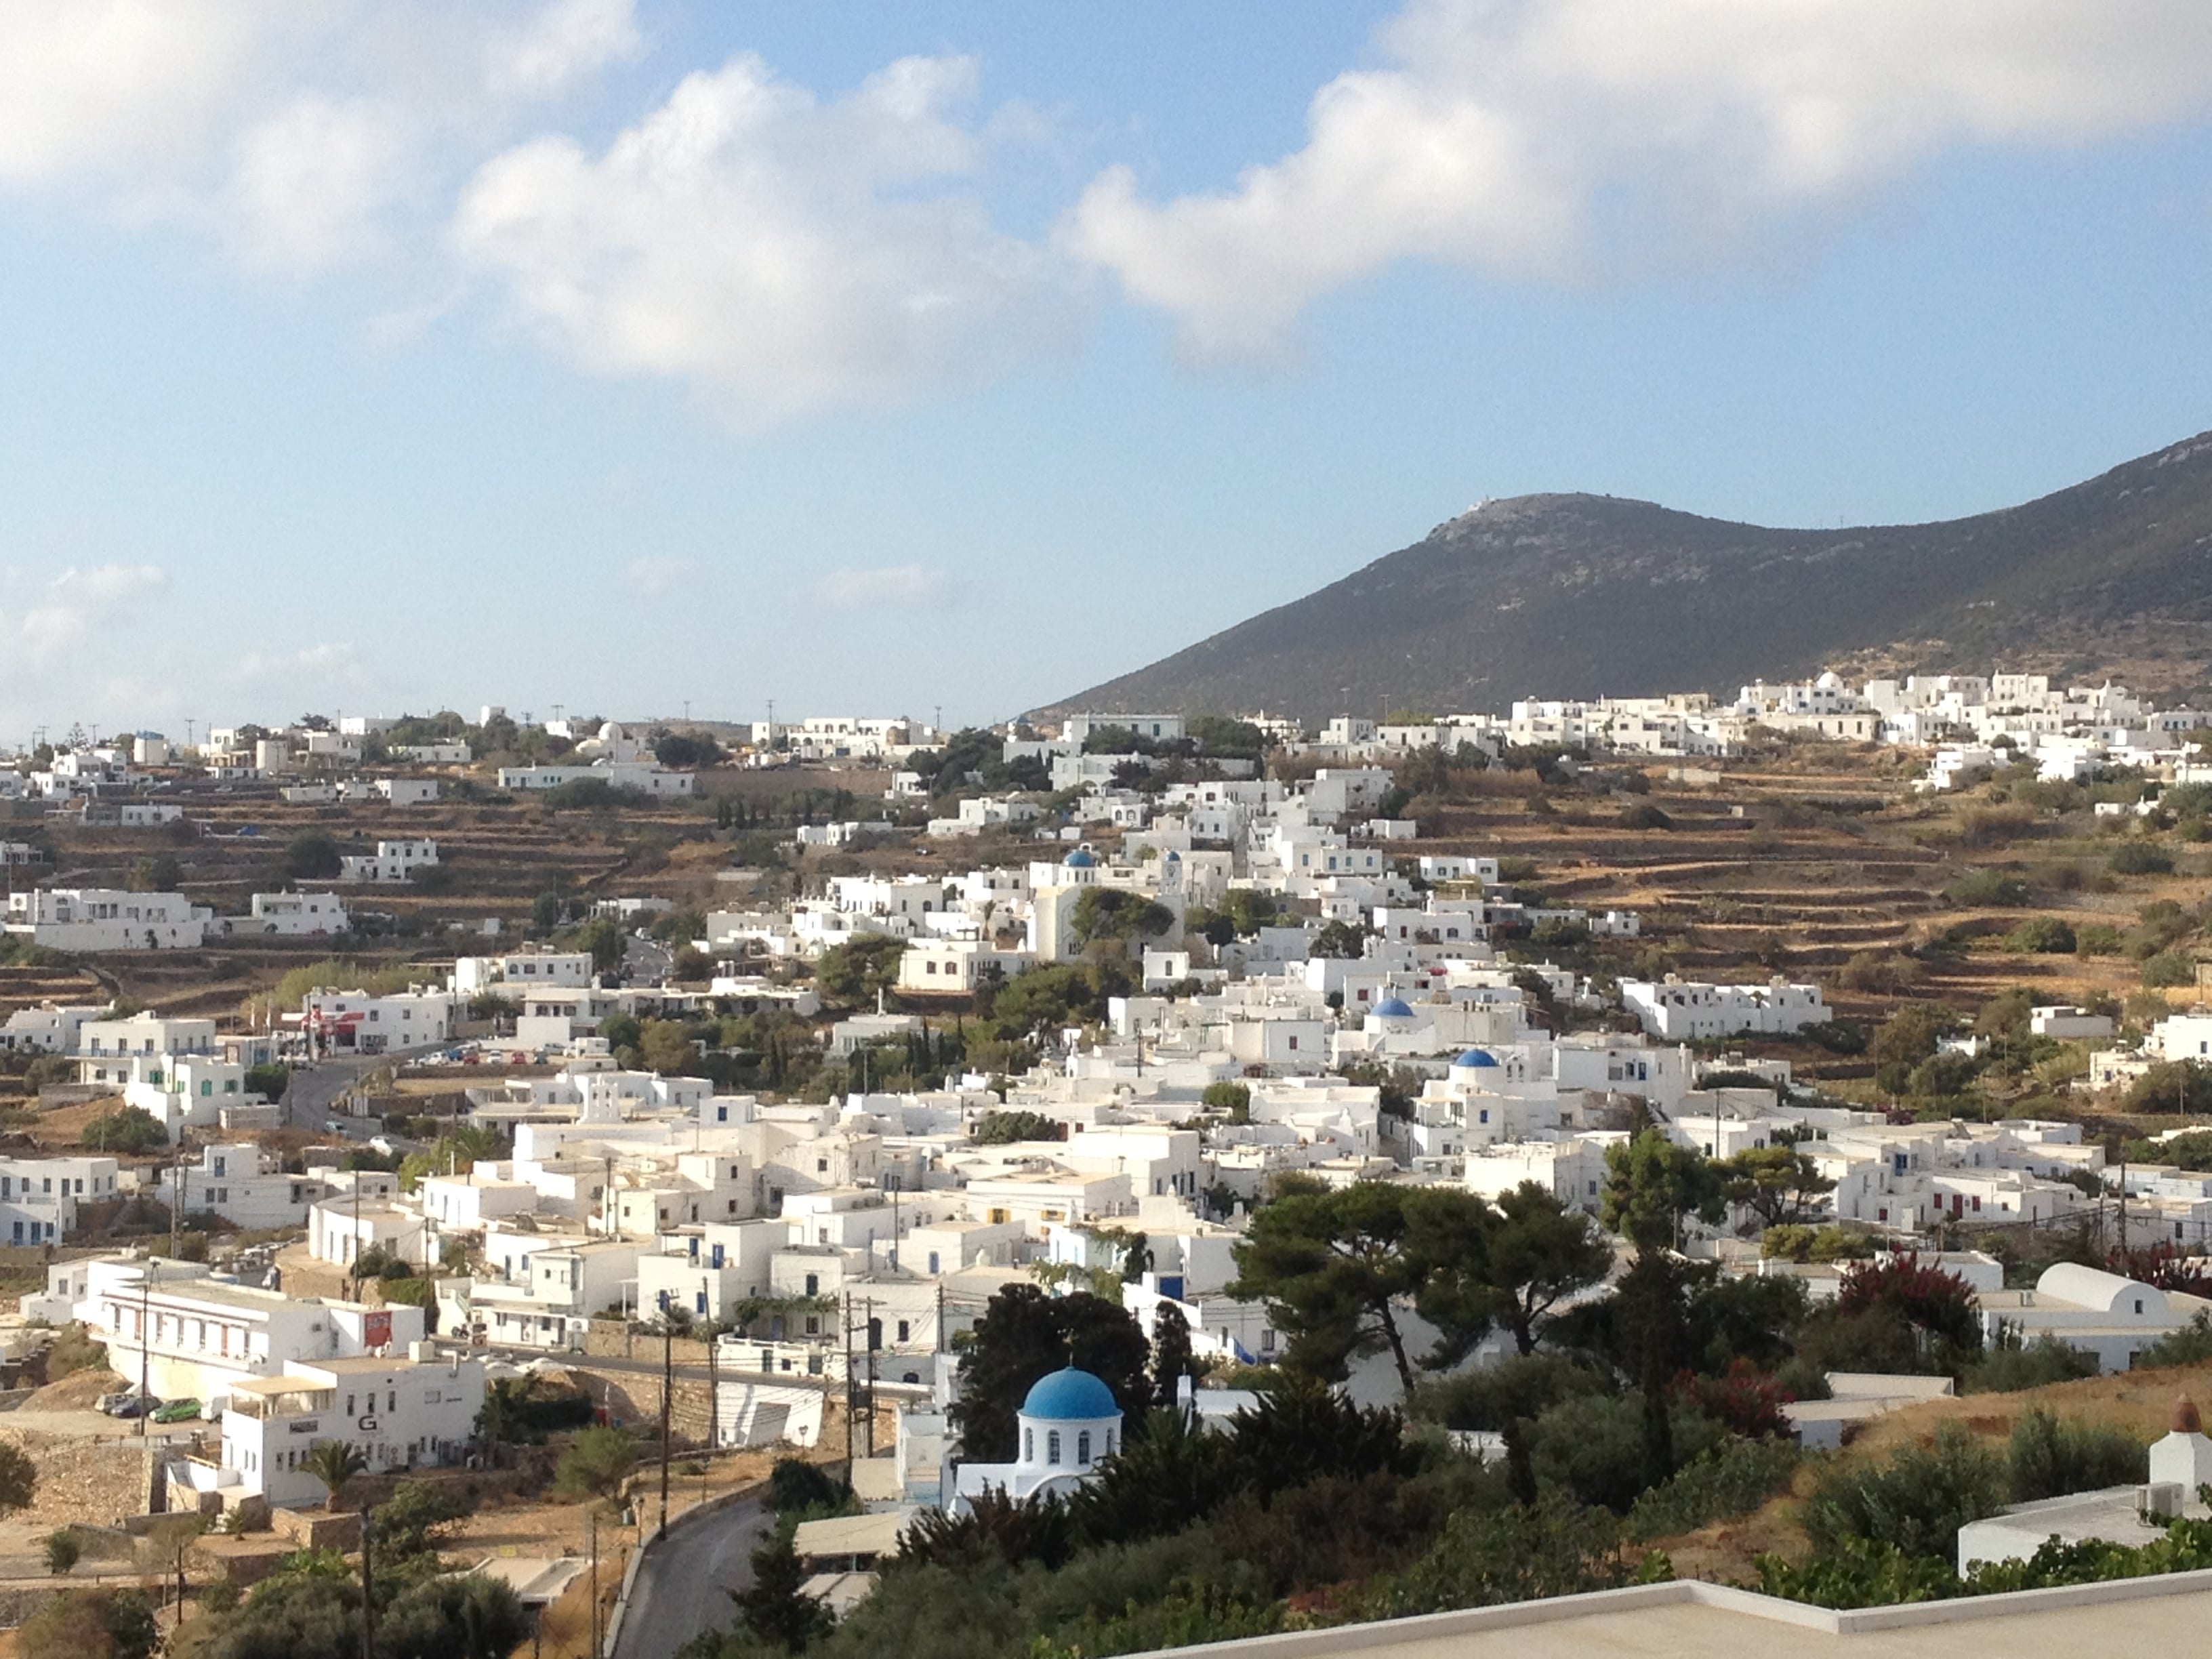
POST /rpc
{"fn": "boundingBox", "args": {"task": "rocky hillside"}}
[1057,430,2212,720]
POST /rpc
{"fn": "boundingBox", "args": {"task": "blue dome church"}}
[951,1365,1124,1509]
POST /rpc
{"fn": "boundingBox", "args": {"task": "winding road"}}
[611,1496,773,1659]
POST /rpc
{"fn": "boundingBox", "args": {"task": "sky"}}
[7,1,2212,742]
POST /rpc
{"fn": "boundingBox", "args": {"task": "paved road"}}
[612,1496,771,1659]
[625,931,672,985]
[281,1046,442,1135]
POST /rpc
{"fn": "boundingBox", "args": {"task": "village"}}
[0,669,2209,1655]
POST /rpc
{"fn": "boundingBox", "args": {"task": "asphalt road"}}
[612,1496,771,1659]
[280,1046,441,1135]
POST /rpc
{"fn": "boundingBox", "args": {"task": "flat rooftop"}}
[1114,1575,2212,1659]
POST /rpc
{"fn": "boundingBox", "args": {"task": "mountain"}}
[1054,430,2212,721]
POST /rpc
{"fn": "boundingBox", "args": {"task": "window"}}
[804,1273,819,1296]
[897,1319,910,1343]
[1078,1431,1092,1466]
[1046,1431,1061,1465]
[1024,1429,1034,1462]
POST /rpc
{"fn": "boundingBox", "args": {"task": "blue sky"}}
[4,1,2212,740]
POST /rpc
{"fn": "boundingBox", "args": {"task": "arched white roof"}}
[2037,1262,2168,1316]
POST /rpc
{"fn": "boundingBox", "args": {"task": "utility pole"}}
[706,1321,720,1453]
[588,1509,600,1658]
[359,1499,375,1659]
[864,1296,878,1458]
[138,1257,153,1436]
[842,1290,855,1464]
[658,1313,673,1538]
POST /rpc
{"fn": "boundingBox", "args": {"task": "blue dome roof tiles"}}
[1021,1366,1118,1420]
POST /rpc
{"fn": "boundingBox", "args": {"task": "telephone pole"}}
[658,1314,673,1537]
[359,1500,375,1659]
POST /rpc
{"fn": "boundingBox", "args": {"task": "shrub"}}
[81,1107,166,1155]
[43,1530,79,1574]
[1961,1336,2099,1394]
[1528,1393,1723,1512]
[1799,1424,2007,1561]
[45,1324,107,1379]
[2110,842,2175,876]
[2142,951,2198,989]
[553,1426,639,1502]
[2075,924,2127,956]
[1618,803,1673,832]
[1945,869,2028,907]
[2137,1313,2212,1368]
[2006,1409,2146,1501]
[1625,1436,1800,1541]
[2003,918,2076,954]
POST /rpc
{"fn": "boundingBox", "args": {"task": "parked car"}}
[151,1399,202,1424]
[103,1395,156,1418]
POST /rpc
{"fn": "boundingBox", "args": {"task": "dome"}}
[1453,1048,1499,1069]
[1063,848,1097,868]
[1021,1366,1118,1421]
[1372,997,1414,1019]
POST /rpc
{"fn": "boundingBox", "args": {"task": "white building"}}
[75,1256,428,1404]
[337,840,441,882]
[301,987,457,1056]
[216,1350,485,1509]
[239,892,351,937]
[4,888,212,950]
[0,1001,111,1054]
[0,1154,121,1243]
[951,1366,1122,1511]
[1619,976,1830,1041]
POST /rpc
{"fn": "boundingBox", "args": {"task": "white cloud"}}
[814,563,954,609]
[451,53,1078,428]
[0,1,280,188]
[0,1,641,280]
[0,564,169,734]
[1067,0,2212,359]
[216,96,422,276]
[7,563,166,661]
[624,554,693,593]
[489,0,642,100]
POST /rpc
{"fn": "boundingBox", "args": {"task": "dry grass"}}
[1649,1355,2212,1584]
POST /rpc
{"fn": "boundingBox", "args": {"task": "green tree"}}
[284,832,342,880]
[1149,1300,1199,1410]
[2123,1060,2212,1115]
[1227,1183,1496,1394]
[815,934,908,1008]
[638,1018,700,1073]
[1601,1130,1725,1252]
[1718,1145,1837,1231]
[302,1440,367,1511]
[729,1525,831,1652]
[370,1479,472,1560]
[0,1441,37,1515]
[972,1110,1061,1145]
[949,1285,1151,1463]
[530,890,565,935]
[18,1589,158,1659]
[42,1529,79,1575]
[1200,1081,1251,1120]
[554,1425,639,1502]
[126,853,183,893]
[568,916,626,973]
[1068,887,1176,947]
[81,1107,167,1155]
[1308,920,1370,959]
[1484,1182,1613,1355]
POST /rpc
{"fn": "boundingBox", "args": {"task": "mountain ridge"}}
[1052,430,2212,721]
